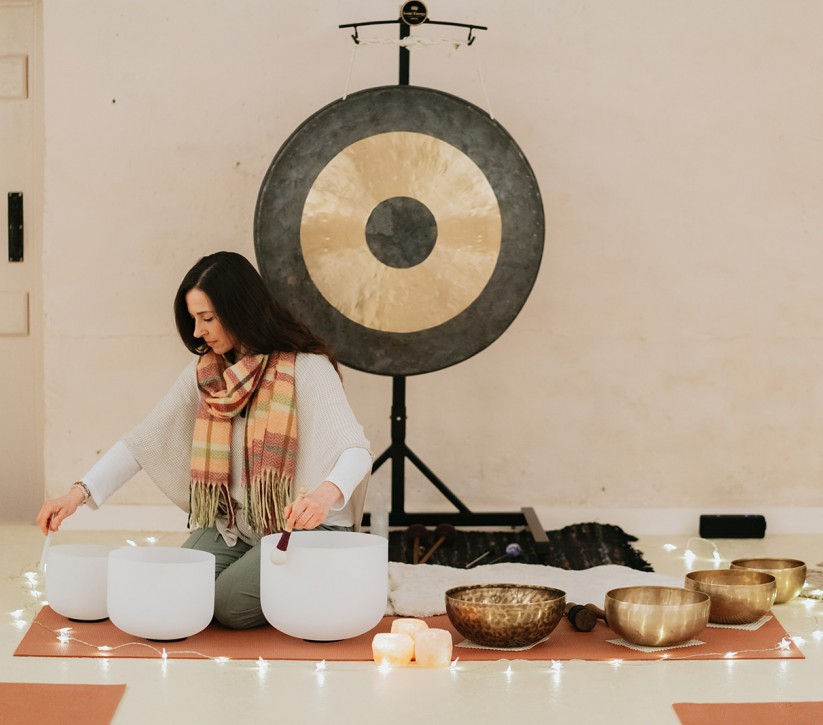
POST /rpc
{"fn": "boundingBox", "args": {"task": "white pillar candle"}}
[413,628,453,668]
[372,633,415,666]
[390,618,429,638]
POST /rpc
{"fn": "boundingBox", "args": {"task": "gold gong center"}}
[300,131,502,333]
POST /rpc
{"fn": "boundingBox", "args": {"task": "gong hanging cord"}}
[341,35,496,118]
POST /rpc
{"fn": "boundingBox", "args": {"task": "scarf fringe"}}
[189,481,234,530]
[245,472,293,535]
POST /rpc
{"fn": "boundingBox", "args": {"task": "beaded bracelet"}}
[72,481,91,505]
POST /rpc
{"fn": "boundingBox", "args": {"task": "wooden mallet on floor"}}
[404,524,431,565]
[417,523,457,565]
[565,602,607,631]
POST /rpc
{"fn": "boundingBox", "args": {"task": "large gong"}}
[254,85,544,376]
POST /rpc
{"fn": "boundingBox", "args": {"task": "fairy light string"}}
[8,535,823,675]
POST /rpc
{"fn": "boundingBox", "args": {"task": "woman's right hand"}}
[36,486,85,534]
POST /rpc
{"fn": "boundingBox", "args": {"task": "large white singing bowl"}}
[46,544,111,621]
[260,531,388,641]
[107,547,215,641]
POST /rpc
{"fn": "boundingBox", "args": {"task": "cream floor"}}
[2,524,822,725]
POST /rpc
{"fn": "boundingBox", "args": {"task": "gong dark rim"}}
[254,85,544,376]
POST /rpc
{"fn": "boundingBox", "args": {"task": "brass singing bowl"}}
[684,570,776,624]
[729,558,807,603]
[605,586,710,647]
[445,584,566,648]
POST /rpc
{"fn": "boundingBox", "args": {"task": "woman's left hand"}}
[285,481,343,530]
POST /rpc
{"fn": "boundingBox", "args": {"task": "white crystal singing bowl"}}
[260,531,388,641]
[107,547,215,640]
[46,544,111,621]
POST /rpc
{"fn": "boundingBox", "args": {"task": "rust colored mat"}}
[673,702,823,725]
[0,682,126,725]
[15,606,803,662]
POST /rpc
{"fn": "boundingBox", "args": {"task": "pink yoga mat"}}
[15,606,804,662]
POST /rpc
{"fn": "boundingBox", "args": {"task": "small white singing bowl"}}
[260,531,388,641]
[107,547,215,641]
[46,544,111,622]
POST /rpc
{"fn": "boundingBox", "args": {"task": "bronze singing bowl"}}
[605,586,710,647]
[729,558,807,603]
[445,584,566,648]
[684,570,776,624]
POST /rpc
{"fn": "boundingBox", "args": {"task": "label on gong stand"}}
[400,1,428,25]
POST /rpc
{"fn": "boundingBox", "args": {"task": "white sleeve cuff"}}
[81,440,142,509]
[325,447,372,510]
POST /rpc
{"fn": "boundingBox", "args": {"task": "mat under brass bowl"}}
[605,586,710,647]
[684,570,776,624]
[445,584,565,648]
[729,558,807,603]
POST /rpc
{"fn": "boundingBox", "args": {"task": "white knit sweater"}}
[85,353,371,544]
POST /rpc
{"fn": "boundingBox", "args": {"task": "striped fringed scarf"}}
[190,351,298,535]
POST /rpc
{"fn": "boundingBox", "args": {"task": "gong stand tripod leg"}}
[371,375,473,525]
[404,445,470,514]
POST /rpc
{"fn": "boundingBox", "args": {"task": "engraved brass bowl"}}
[605,586,710,647]
[730,558,807,603]
[445,584,566,648]
[684,569,776,624]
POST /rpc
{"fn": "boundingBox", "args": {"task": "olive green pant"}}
[183,525,351,630]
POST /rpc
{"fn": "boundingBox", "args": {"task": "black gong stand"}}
[337,14,549,552]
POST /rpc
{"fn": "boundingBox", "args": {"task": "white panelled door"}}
[0,0,41,522]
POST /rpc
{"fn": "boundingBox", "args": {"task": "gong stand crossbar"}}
[339,17,487,86]
[333,14,545,550]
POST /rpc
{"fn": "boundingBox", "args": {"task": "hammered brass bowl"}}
[730,558,807,603]
[684,569,776,624]
[605,586,710,647]
[444,584,565,648]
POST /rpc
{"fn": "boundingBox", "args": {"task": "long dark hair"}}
[173,251,337,367]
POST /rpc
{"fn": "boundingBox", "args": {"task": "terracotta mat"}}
[0,682,126,725]
[673,701,823,725]
[15,606,803,662]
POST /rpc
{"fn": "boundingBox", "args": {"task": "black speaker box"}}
[699,514,766,539]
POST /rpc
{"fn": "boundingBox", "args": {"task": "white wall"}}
[37,0,823,524]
